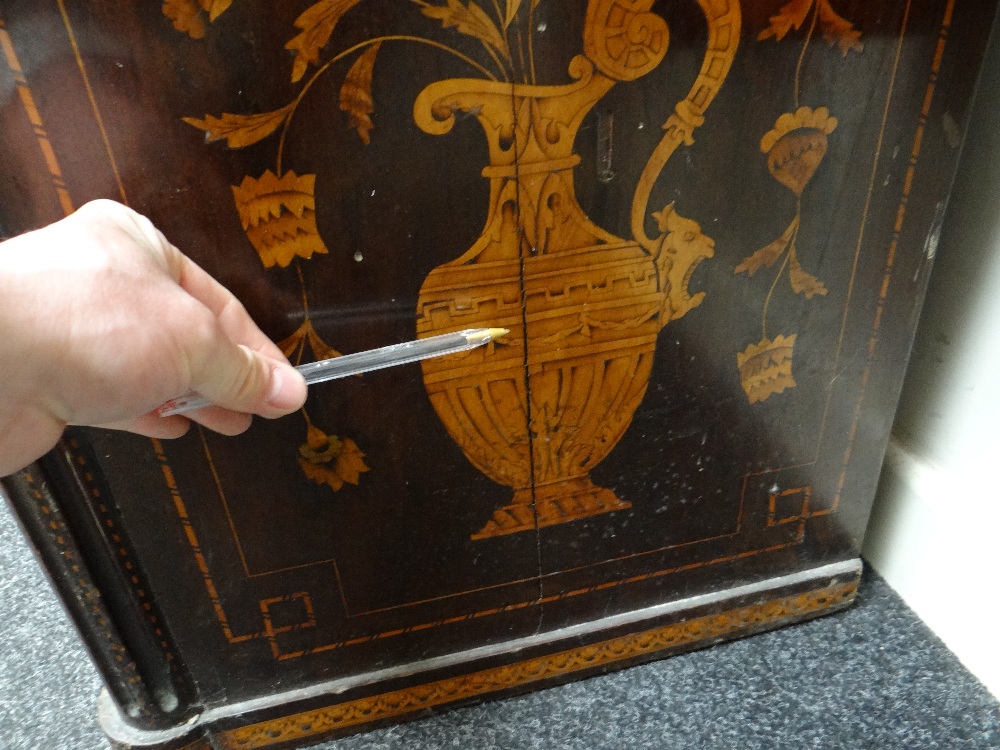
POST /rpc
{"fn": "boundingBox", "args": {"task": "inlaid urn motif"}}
[415,0,740,538]
[177,0,740,536]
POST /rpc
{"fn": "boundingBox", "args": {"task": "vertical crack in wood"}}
[507,78,546,633]
[597,110,615,182]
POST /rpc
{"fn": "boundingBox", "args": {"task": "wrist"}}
[0,231,58,424]
[0,231,69,475]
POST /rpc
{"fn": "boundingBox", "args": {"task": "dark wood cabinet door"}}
[1,1,995,747]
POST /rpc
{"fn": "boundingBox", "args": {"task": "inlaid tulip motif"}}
[735,0,863,404]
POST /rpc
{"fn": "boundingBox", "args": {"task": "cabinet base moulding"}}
[101,559,861,750]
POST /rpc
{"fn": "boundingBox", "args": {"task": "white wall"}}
[863,21,1000,700]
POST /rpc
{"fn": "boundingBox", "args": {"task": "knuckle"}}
[75,199,126,225]
[78,198,117,214]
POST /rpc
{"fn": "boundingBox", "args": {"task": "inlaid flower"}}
[737,335,797,404]
[298,425,370,491]
[231,170,330,269]
[760,106,838,196]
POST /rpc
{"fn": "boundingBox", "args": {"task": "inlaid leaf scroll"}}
[735,218,798,277]
[162,0,208,39]
[756,0,812,42]
[503,0,523,29]
[182,106,292,148]
[788,253,828,299]
[758,0,863,55]
[339,43,381,144]
[162,0,234,39]
[414,0,510,60]
[286,0,367,83]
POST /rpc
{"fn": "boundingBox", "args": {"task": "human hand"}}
[0,200,307,476]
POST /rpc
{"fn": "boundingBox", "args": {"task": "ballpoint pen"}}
[156,327,508,416]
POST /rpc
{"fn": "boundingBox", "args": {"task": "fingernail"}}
[265,366,303,412]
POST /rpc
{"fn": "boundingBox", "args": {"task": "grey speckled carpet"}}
[2,499,998,750]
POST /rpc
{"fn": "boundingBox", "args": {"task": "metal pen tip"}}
[466,327,509,344]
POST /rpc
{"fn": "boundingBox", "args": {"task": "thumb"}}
[191,341,307,419]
